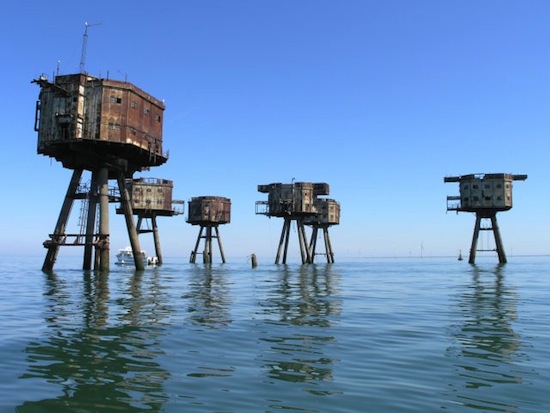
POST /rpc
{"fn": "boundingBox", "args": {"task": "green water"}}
[1,256,548,412]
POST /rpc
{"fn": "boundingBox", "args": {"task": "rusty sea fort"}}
[1,255,549,412]
[17,57,546,412]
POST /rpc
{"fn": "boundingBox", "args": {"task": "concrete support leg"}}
[151,215,163,265]
[309,226,319,263]
[116,172,144,271]
[297,220,311,264]
[276,218,291,264]
[469,215,482,264]
[190,226,204,263]
[98,168,110,271]
[491,215,507,264]
[204,226,212,264]
[215,226,226,264]
[83,172,99,270]
[43,169,83,272]
[323,227,334,263]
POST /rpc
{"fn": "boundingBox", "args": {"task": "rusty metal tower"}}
[116,178,184,265]
[32,73,168,271]
[187,196,231,264]
[256,182,331,264]
[444,173,527,264]
[304,198,340,263]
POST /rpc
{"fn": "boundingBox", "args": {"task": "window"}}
[144,107,150,115]
[131,100,138,109]
[108,123,121,130]
[110,95,122,104]
[156,115,162,122]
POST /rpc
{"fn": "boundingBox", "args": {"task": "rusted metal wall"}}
[304,198,340,225]
[128,178,174,214]
[187,196,231,224]
[459,176,513,211]
[34,73,165,169]
[258,182,329,217]
[444,173,527,212]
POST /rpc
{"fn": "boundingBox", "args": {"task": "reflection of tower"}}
[32,73,168,271]
[116,178,184,265]
[187,266,233,327]
[256,182,332,264]
[444,266,529,410]
[19,270,170,411]
[187,196,231,264]
[304,198,340,263]
[444,173,527,264]
[256,265,342,384]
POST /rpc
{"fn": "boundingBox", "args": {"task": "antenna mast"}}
[79,21,101,73]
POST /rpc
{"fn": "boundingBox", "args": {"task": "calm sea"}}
[1,255,549,412]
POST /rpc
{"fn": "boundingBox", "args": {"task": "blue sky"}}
[1,1,548,262]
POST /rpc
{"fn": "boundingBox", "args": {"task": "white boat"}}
[115,246,158,266]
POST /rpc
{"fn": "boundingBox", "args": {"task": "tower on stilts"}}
[187,196,231,264]
[116,178,184,265]
[32,73,168,271]
[444,173,527,264]
[304,198,340,263]
[256,182,334,264]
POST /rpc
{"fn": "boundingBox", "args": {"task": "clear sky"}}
[1,1,548,262]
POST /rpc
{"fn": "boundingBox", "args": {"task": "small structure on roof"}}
[187,196,231,264]
[444,173,527,264]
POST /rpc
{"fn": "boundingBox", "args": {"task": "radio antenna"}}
[79,21,102,73]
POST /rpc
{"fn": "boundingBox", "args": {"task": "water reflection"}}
[445,264,533,412]
[257,265,342,394]
[183,265,232,328]
[18,270,170,412]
